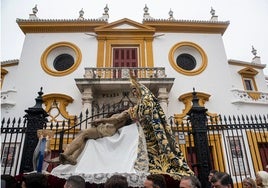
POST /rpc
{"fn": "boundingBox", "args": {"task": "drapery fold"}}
[51,123,149,187]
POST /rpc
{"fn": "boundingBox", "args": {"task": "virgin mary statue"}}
[127,76,194,180]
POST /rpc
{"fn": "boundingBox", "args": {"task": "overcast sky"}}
[1,0,268,75]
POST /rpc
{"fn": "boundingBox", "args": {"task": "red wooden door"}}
[113,48,138,78]
[258,143,268,172]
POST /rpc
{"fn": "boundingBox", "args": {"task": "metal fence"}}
[171,114,268,187]
[1,118,27,175]
[1,111,268,188]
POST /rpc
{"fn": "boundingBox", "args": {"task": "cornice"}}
[143,18,229,24]
[95,18,155,35]
[1,59,19,67]
[228,59,266,69]
[143,19,229,35]
[16,19,108,34]
[16,18,229,35]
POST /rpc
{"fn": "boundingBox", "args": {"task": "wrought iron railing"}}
[2,113,267,188]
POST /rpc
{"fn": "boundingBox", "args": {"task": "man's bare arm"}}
[92,110,129,126]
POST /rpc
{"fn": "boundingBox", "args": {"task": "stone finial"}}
[168,9,174,20]
[210,7,215,16]
[78,8,84,20]
[251,45,261,64]
[251,45,257,56]
[210,7,218,21]
[143,4,154,20]
[104,4,109,15]
[33,5,38,14]
[99,4,109,21]
[29,4,38,19]
[143,4,149,15]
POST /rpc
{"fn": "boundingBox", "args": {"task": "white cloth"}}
[51,123,148,187]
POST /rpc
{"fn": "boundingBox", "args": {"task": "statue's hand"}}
[92,119,104,127]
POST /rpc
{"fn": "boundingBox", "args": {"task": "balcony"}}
[1,89,17,112]
[231,88,268,104]
[75,67,175,94]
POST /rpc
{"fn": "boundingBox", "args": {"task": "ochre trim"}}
[238,67,258,76]
[95,18,155,68]
[174,92,217,123]
[208,134,226,172]
[17,18,228,35]
[42,93,75,122]
[97,39,106,67]
[1,68,8,89]
[41,42,82,76]
[238,67,259,95]
[17,20,107,34]
[1,62,19,67]
[95,18,155,32]
[97,36,154,68]
[145,38,154,67]
[169,41,207,76]
[1,69,8,76]
[247,92,261,100]
[143,20,229,35]
[246,131,267,172]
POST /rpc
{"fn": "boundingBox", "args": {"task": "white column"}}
[158,87,169,115]
[82,87,93,116]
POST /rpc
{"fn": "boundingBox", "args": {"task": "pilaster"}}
[158,87,169,115]
[82,87,93,116]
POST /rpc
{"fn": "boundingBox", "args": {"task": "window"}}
[238,68,258,91]
[169,42,207,76]
[113,48,138,68]
[53,54,74,71]
[176,53,196,71]
[244,78,254,91]
[112,47,138,78]
[41,42,82,76]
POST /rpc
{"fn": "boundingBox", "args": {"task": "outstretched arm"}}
[92,110,129,126]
